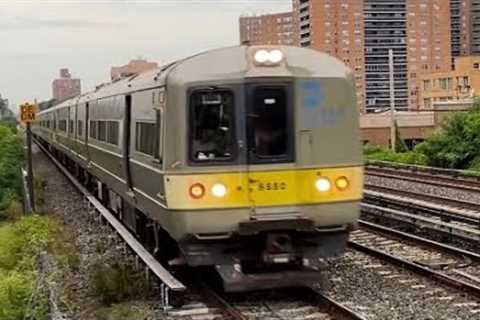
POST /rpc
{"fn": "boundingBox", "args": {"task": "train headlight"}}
[335,176,349,191]
[189,183,205,199]
[269,49,284,63]
[315,177,331,192]
[254,50,270,63]
[211,183,227,198]
[254,49,284,65]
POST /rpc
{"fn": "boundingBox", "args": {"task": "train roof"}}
[40,45,352,114]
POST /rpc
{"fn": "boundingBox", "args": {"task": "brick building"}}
[52,68,81,102]
[293,0,366,112]
[290,0,451,112]
[111,59,158,81]
[239,12,296,46]
[450,0,480,57]
[419,56,480,109]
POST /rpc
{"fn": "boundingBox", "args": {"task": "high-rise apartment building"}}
[52,68,81,102]
[292,0,366,112]
[291,0,451,112]
[364,0,408,111]
[450,0,480,57]
[239,12,296,46]
[407,0,452,109]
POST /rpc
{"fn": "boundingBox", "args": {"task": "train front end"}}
[163,45,363,291]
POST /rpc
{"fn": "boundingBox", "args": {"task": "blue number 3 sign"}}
[301,80,324,108]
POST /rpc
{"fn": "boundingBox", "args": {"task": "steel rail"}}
[363,189,480,226]
[357,219,480,262]
[365,184,480,213]
[33,138,186,307]
[361,203,480,243]
[348,239,480,298]
[301,287,368,320]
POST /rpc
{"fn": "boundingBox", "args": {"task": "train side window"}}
[59,120,67,132]
[90,120,97,139]
[69,120,74,134]
[78,120,83,137]
[135,122,155,156]
[98,121,107,142]
[107,121,119,145]
[189,90,234,162]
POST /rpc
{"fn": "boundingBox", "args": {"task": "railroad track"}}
[350,221,480,298]
[188,284,367,320]
[366,164,480,193]
[364,183,480,213]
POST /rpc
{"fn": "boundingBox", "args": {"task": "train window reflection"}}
[250,87,287,157]
[190,91,234,162]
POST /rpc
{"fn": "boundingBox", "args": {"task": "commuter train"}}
[32,45,363,291]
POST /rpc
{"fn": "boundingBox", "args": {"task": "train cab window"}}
[107,121,119,145]
[136,122,156,156]
[248,86,289,159]
[189,91,234,162]
[98,121,107,141]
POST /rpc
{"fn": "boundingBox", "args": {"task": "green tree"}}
[415,99,480,169]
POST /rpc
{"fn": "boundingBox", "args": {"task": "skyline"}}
[0,0,291,110]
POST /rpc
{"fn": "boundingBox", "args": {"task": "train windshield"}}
[189,90,235,162]
[248,87,287,158]
[247,85,293,164]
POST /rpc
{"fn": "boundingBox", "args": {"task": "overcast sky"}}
[0,0,291,110]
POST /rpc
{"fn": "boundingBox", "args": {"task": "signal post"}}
[20,102,37,213]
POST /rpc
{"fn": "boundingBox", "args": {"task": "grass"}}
[0,215,60,320]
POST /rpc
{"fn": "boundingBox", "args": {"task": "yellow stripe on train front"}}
[164,166,363,210]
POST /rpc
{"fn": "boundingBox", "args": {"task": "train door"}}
[124,95,133,192]
[245,83,295,213]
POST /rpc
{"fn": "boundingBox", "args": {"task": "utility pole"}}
[389,49,396,152]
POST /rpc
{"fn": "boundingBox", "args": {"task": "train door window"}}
[78,120,83,137]
[89,120,97,139]
[107,121,119,145]
[189,90,234,162]
[98,121,107,142]
[135,122,155,156]
[247,86,292,162]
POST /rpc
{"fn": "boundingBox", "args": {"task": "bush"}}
[0,124,24,218]
[364,144,427,165]
[91,262,148,305]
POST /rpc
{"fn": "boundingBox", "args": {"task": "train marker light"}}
[212,183,227,198]
[315,177,331,192]
[335,177,349,191]
[189,183,205,199]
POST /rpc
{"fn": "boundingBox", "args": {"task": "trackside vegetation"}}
[365,100,480,171]
[0,215,60,320]
[0,123,24,219]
